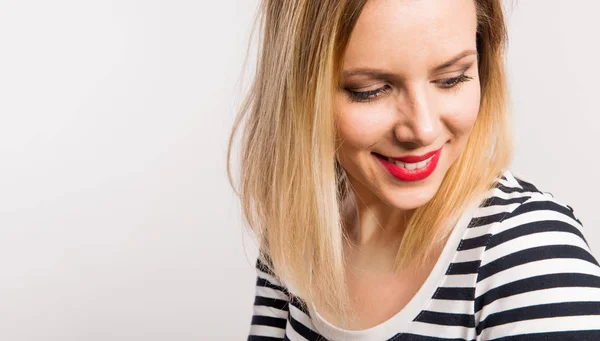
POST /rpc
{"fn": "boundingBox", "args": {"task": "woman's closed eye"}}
[434,73,473,90]
[345,73,474,103]
[345,85,391,103]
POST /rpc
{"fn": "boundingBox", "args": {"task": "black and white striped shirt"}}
[247,169,600,340]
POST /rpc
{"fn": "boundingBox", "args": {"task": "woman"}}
[227,0,600,340]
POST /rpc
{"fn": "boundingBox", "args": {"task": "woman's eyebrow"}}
[341,49,478,79]
[342,69,395,79]
[434,49,477,72]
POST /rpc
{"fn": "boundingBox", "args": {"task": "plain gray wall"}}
[0,1,598,340]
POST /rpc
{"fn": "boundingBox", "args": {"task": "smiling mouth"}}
[373,153,433,170]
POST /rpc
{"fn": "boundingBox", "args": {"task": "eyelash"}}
[345,74,474,103]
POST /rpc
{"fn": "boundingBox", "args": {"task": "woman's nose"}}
[393,85,441,148]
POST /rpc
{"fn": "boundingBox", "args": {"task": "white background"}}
[0,1,598,340]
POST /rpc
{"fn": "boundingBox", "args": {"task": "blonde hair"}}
[227,0,512,326]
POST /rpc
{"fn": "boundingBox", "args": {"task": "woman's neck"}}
[342,189,414,249]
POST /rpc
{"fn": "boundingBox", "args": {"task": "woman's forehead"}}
[342,0,478,75]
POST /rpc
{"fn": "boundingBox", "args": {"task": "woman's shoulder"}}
[474,169,600,337]
[469,169,587,252]
[475,168,600,289]
[479,169,584,231]
[490,168,587,243]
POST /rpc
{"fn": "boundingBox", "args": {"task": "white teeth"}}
[415,160,427,169]
[389,155,434,170]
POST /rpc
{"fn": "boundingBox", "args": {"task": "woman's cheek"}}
[336,104,392,149]
[442,85,481,134]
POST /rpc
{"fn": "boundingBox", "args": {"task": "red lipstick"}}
[389,149,440,163]
[375,146,443,182]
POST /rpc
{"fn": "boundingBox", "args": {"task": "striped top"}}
[247,169,600,340]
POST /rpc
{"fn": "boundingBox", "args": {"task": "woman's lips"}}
[384,147,443,163]
[374,146,443,182]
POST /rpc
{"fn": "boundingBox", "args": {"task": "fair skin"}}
[325,0,481,329]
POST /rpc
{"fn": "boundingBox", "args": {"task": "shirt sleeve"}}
[475,194,600,340]
[247,256,290,341]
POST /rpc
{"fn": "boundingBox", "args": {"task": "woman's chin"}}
[380,187,437,211]
[376,170,445,211]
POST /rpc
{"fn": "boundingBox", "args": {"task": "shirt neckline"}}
[307,192,486,341]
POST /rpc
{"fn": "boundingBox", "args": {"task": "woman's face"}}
[335,0,481,210]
